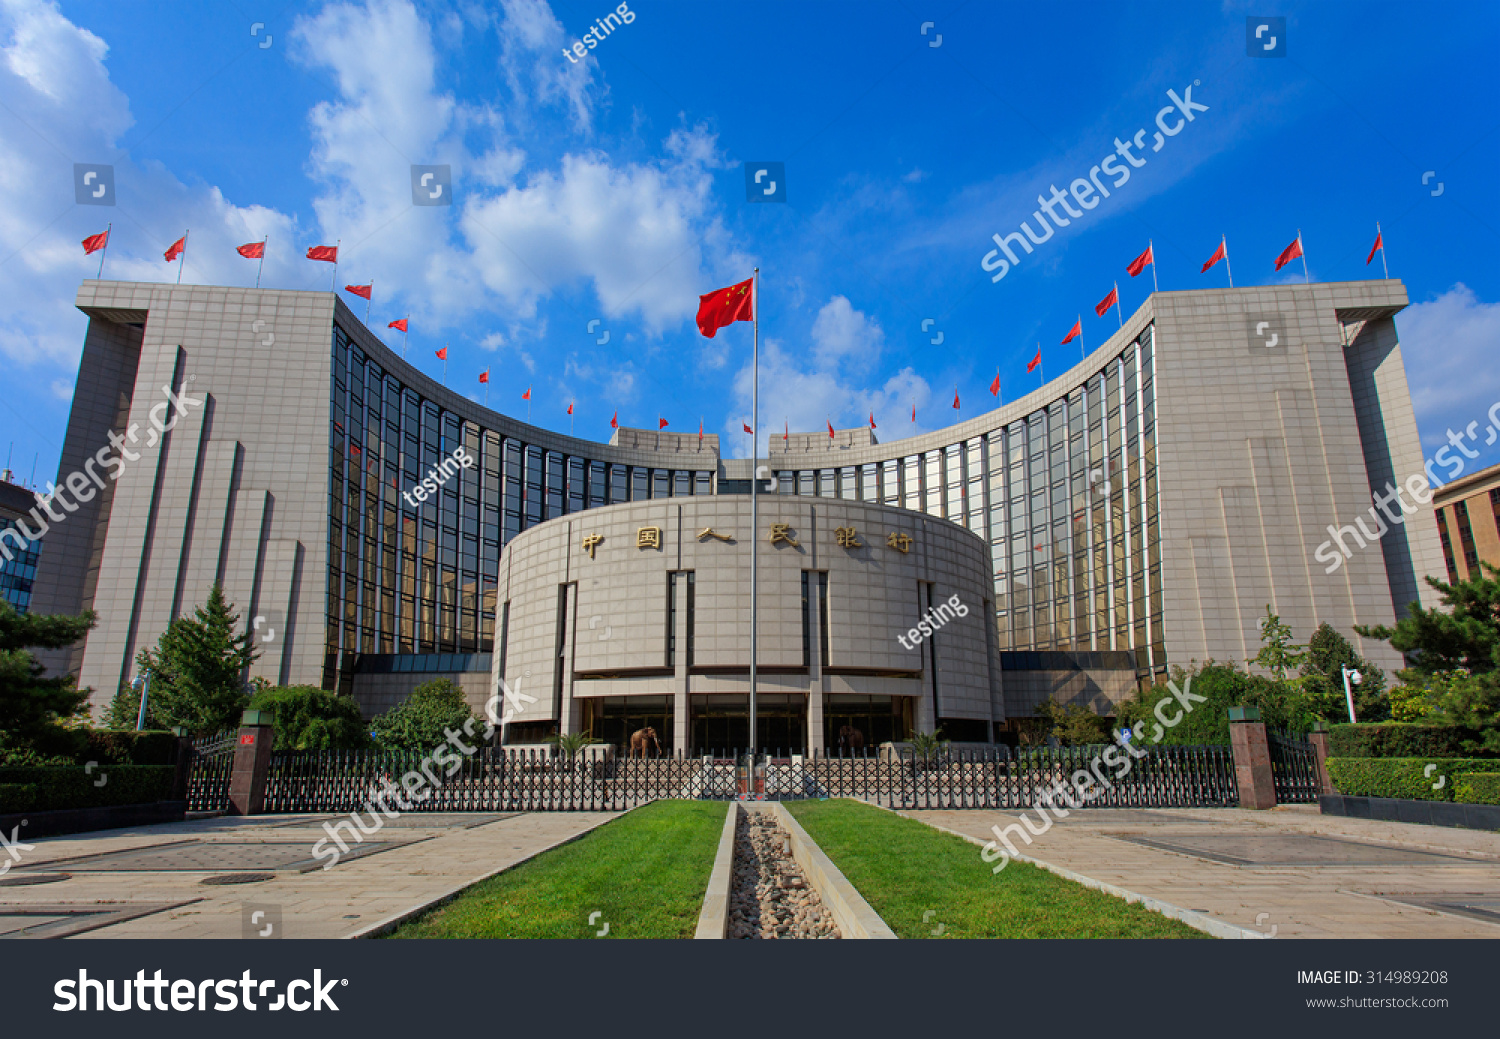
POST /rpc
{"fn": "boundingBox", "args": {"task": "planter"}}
[1320,794,1500,831]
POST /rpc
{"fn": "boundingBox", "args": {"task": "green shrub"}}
[1328,723,1492,759]
[1325,757,1495,801]
[0,783,38,813]
[81,730,179,766]
[247,685,369,751]
[0,765,174,812]
[1453,772,1500,805]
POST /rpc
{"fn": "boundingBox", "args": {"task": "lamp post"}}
[133,669,153,731]
[1341,666,1362,724]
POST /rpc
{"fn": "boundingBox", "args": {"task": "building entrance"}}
[690,693,806,754]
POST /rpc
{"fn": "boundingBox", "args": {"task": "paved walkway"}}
[0,811,617,939]
[906,804,1500,939]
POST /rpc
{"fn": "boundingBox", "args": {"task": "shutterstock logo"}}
[54,969,343,1012]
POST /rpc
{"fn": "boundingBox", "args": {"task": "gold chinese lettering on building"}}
[834,526,862,548]
[769,523,799,547]
[886,531,913,554]
[697,527,734,542]
[636,526,662,549]
[581,533,603,558]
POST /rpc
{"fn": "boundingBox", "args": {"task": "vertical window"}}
[818,571,830,667]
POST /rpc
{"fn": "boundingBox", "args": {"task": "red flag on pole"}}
[1126,244,1154,277]
[344,284,372,300]
[307,245,338,262]
[82,231,109,255]
[910,403,915,423]
[699,418,704,442]
[237,241,265,259]
[521,386,531,400]
[611,411,618,429]
[695,278,755,338]
[435,346,447,360]
[568,402,575,415]
[869,413,877,429]
[164,236,187,263]
[1274,235,1303,271]
[478,370,489,384]
[387,318,408,332]
[1366,232,1383,265]
[1095,286,1118,317]
[1200,239,1227,273]
[1027,347,1042,372]
[827,419,835,439]
[784,420,789,442]
[989,373,1000,397]
[743,422,753,434]
[953,390,960,410]
[659,417,669,429]
[1060,319,1082,345]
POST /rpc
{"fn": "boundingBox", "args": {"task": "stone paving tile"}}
[904,805,1500,939]
[0,812,618,939]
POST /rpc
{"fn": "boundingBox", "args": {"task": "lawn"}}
[783,799,1207,939]
[385,799,727,939]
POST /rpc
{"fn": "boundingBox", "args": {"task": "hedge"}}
[1453,773,1500,806]
[0,784,40,814]
[0,766,175,812]
[81,730,180,767]
[1325,757,1496,801]
[1327,724,1493,759]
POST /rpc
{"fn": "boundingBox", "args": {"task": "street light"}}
[1341,666,1362,724]
[132,670,152,731]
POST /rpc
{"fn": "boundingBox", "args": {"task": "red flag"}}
[236,241,264,259]
[164,236,186,263]
[953,390,960,410]
[989,373,1000,397]
[910,403,915,423]
[307,245,338,263]
[1200,239,1227,273]
[784,420,789,442]
[699,418,704,442]
[743,422,754,434]
[344,284,372,299]
[611,411,618,429]
[388,318,408,332]
[81,230,109,255]
[695,277,754,338]
[827,419,835,439]
[1126,244,1153,278]
[1027,347,1041,372]
[1366,232,1383,266]
[521,386,531,400]
[568,402,575,415]
[869,413,876,429]
[1095,286,1118,317]
[435,346,447,360]
[478,370,489,384]
[658,417,669,429]
[1060,319,1081,345]
[1274,235,1303,271]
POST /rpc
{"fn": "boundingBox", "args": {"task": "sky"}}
[1,0,1497,490]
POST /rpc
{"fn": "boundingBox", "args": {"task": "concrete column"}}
[1308,722,1335,796]
[228,709,275,815]
[673,571,689,755]
[807,571,823,755]
[1228,707,1276,810]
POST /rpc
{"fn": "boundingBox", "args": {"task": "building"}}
[29,277,1443,743]
[0,472,43,612]
[1433,461,1500,584]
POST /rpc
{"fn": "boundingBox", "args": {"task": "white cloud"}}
[1400,283,1500,452]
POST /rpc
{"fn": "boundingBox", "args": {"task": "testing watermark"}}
[897,594,969,651]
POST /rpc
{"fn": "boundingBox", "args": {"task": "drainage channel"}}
[730,808,841,939]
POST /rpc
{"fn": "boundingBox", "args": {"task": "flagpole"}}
[1114,284,1122,332]
[255,236,266,289]
[1223,235,1233,288]
[1298,228,1309,284]
[402,315,409,359]
[1149,239,1158,293]
[750,266,760,757]
[442,343,447,386]
[177,230,188,285]
[366,278,373,325]
[1377,221,1389,279]
[332,240,340,291]
[570,404,575,437]
[1038,342,1044,385]
[97,222,111,279]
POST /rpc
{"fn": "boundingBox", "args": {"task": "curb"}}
[693,802,739,939]
[770,802,897,939]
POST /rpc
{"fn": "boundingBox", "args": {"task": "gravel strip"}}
[728,810,841,939]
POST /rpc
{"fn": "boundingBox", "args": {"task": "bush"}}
[0,765,175,812]
[0,783,38,813]
[1453,772,1500,805]
[247,686,370,751]
[371,679,482,751]
[1325,757,1495,801]
[81,730,180,766]
[1328,723,1493,759]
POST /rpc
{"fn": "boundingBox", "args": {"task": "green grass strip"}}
[385,800,727,939]
[784,799,1207,939]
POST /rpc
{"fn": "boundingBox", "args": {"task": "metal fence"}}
[186,745,234,813]
[1267,729,1320,803]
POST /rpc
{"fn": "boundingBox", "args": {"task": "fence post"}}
[1308,720,1335,796]
[169,725,195,801]
[1227,707,1276,809]
[228,709,276,816]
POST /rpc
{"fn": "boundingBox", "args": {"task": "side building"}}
[1432,459,1500,584]
[29,277,1441,745]
[0,472,44,612]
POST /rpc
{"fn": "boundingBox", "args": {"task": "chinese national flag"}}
[1274,235,1303,271]
[743,422,754,434]
[435,346,447,360]
[699,418,704,442]
[659,417,669,429]
[164,236,186,263]
[1200,239,1227,273]
[237,241,264,259]
[695,277,754,338]
[345,284,372,299]
[611,411,618,429]
[521,387,531,400]
[784,420,789,442]
[953,391,960,410]
[827,419,835,439]
[478,370,489,384]
[1126,244,1153,277]
[1060,319,1082,345]
[568,402,575,415]
[1366,232,1383,266]
[1095,286,1118,317]
[81,230,109,255]
[1027,347,1042,372]
[910,403,915,423]
[989,373,1000,397]
[307,245,338,263]
[869,413,876,429]
[388,318,408,332]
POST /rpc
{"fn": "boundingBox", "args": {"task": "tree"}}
[1298,623,1389,723]
[1034,701,1112,746]
[103,682,163,730]
[0,600,94,760]
[247,685,370,751]
[136,584,257,735]
[547,731,599,762]
[370,678,482,750]
[1249,605,1307,684]
[1356,562,1500,674]
[908,729,950,761]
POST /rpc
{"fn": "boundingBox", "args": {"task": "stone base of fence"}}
[0,801,187,840]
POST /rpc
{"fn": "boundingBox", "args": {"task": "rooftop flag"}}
[695,277,754,338]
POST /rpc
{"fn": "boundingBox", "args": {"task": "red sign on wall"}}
[239,734,256,746]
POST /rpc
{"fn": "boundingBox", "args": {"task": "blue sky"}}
[1,0,1498,488]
